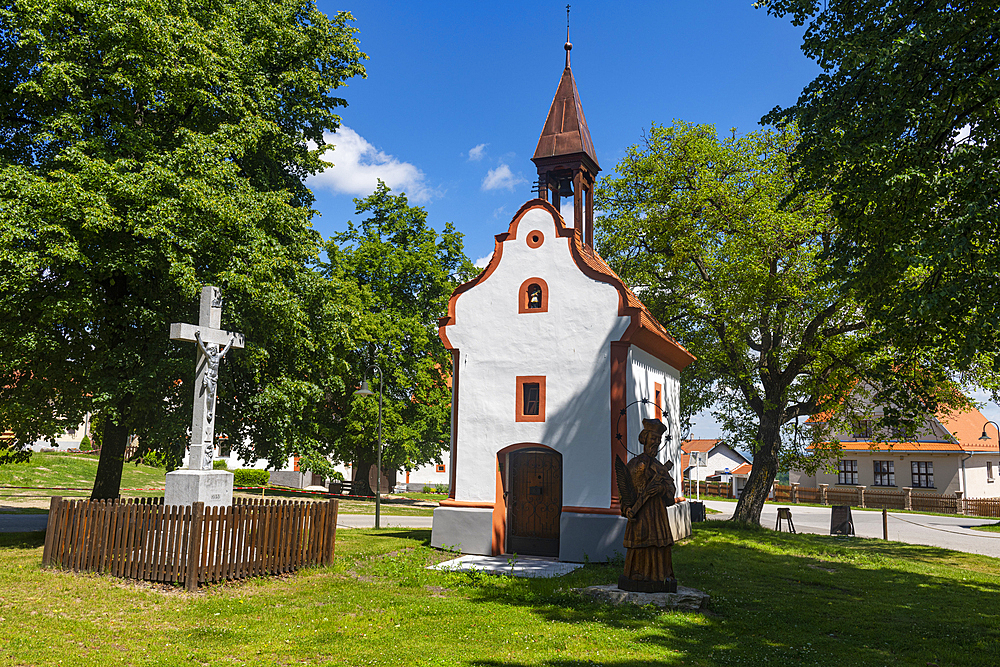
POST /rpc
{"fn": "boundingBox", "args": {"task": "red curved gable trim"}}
[437,198,696,371]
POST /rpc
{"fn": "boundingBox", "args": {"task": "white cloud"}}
[468,143,488,161]
[492,205,507,219]
[474,254,493,269]
[481,163,526,192]
[308,126,437,203]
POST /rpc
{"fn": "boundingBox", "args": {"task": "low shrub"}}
[298,452,339,481]
[78,435,92,451]
[434,484,449,494]
[212,459,230,471]
[422,485,433,493]
[234,469,270,487]
[329,470,345,482]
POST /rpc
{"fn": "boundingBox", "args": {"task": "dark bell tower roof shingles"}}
[532,66,600,171]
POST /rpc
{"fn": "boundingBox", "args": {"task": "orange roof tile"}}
[731,463,752,475]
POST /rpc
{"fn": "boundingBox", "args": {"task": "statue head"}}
[638,418,667,455]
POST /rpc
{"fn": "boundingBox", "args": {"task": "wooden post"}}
[41,496,62,567]
[882,507,888,540]
[186,501,205,592]
[326,498,339,564]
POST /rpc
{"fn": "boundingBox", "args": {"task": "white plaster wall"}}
[959,454,1000,498]
[625,346,682,479]
[808,452,962,494]
[446,207,630,507]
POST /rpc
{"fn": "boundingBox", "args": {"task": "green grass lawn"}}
[971,522,1000,532]
[1,522,998,666]
[0,452,167,499]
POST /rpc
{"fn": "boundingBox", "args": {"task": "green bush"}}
[212,459,230,471]
[298,452,339,480]
[234,469,270,487]
[434,484,449,494]
[422,485,433,493]
[329,470,344,482]
[78,435,91,451]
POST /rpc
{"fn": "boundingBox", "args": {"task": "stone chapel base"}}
[164,469,234,508]
[430,502,692,563]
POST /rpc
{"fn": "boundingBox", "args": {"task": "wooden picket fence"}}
[770,483,1000,517]
[682,479,733,498]
[41,496,338,591]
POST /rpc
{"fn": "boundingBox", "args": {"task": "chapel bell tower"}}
[531,31,600,248]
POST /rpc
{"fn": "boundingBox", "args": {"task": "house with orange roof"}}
[429,41,695,562]
[680,439,752,494]
[791,395,1000,498]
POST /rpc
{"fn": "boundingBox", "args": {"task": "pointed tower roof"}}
[532,48,600,173]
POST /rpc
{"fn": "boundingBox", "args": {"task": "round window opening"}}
[526,230,544,249]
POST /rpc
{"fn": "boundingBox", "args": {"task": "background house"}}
[791,396,999,498]
[681,438,753,495]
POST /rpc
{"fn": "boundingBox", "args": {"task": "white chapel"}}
[430,41,695,562]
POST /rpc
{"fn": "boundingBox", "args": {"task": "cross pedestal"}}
[164,286,245,508]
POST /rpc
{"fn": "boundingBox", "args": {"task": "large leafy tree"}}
[596,122,961,524]
[321,182,475,494]
[0,0,366,497]
[760,0,1000,370]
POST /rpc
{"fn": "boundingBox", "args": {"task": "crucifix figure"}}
[170,286,245,471]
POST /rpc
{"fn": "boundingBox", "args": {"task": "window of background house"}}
[66,427,77,438]
[436,464,446,473]
[850,419,872,439]
[911,461,934,488]
[873,460,895,486]
[988,461,994,483]
[838,459,858,485]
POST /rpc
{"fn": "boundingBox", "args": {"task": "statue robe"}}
[622,452,676,583]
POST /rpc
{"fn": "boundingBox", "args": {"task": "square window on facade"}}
[838,459,858,485]
[436,464,446,473]
[911,461,934,488]
[515,376,546,422]
[873,460,895,486]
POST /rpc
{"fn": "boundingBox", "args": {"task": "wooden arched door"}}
[506,448,561,557]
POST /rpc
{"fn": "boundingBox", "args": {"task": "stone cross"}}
[170,286,244,470]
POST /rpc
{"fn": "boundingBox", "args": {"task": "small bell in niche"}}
[527,283,543,309]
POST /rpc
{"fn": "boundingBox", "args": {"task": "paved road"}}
[0,514,48,533]
[703,500,1000,558]
[0,513,432,533]
[336,514,433,529]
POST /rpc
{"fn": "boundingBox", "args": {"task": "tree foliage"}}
[0,0,366,495]
[595,122,963,524]
[760,0,1000,371]
[320,182,475,492]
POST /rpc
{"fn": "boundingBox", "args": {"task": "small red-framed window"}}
[526,230,544,248]
[519,277,549,313]
[654,382,663,420]
[516,376,546,422]
[436,464,446,473]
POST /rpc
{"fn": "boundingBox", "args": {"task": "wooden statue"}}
[616,418,677,593]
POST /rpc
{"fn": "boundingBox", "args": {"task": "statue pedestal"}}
[164,469,233,508]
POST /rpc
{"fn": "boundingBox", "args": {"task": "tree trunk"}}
[91,406,130,499]
[352,453,375,496]
[732,413,781,525]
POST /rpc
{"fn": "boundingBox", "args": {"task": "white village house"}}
[791,388,1000,498]
[680,439,753,496]
[429,44,696,562]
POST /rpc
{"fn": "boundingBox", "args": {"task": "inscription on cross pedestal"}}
[170,286,244,471]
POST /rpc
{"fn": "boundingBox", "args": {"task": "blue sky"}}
[306,0,1000,441]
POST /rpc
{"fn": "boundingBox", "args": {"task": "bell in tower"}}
[531,28,600,248]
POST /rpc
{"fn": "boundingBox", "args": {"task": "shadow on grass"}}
[452,522,1000,666]
[0,530,45,549]
[367,529,432,546]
